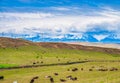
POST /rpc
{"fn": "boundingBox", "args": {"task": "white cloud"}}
[0,12,53,19]
[93,35,108,41]
[0,7,120,39]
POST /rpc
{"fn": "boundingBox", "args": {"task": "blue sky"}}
[0,0,120,8]
[0,0,120,43]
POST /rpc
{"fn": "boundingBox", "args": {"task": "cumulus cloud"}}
[0,7,120,41]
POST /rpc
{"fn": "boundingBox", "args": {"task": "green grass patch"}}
[0,46,120,83]
[0,64,18,68]
[0,46,120,66]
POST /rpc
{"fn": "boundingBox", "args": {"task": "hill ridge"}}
[0,37,120,54]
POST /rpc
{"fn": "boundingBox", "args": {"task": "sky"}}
[0,0,120,43]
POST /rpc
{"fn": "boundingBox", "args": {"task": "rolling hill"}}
[0,37,120,55]
[0,37,120,83]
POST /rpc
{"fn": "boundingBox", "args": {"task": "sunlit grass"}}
[0,46,120,83]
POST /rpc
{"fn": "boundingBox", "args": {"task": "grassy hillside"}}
[0,37,120,83]
[0,46,120,68]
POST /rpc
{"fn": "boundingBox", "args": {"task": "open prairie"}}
[0,37,120,83]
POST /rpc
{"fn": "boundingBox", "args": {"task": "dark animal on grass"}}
[30,79,34,83]
[81,68,83,71]
[110,67,118,71]
[89,69,93,71]
[72,68,78,72]
[70,77,77,81]
[30,79,35,83]
[54,73,58,76]
[60,79,66,82]
[66,75,72,79]
[45,76,54,83]
[30,76,39,83]
[0,76,4,80]
[41,61,43,63]
[103,69,108,71]
[98,68,108,71]
[33,62,36,64]
[50,77,54,83]
[66,76,77,81]
[33,76,39,79]
[74,77,77,81]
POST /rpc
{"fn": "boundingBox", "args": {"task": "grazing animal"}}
[33,62,36,65]
[66,75,77,81]
[74,77,77,80]
[60,79,66,82]
[50,77,54,83]
[33,76,39,79]
[72,68,78,72]
[41,61,43,63]
[30,76,39,83]
[45,76,54,83]
[81,68,83,71]
[89,69,93,71]
[98,68,108,71]
[110,67,118,71]
[70,77,77,81]
[66,75,72,79]
[54,73,58,76]
[45,76,51,78]
[0,76,4,80]
[30,79,34,83]
[67,76,77,81]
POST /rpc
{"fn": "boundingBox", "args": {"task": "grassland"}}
[0,45,120,83]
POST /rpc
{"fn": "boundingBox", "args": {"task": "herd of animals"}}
[29,66,119,83]
[0,66,119,83]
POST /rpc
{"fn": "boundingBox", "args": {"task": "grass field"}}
[0,45,120,83]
